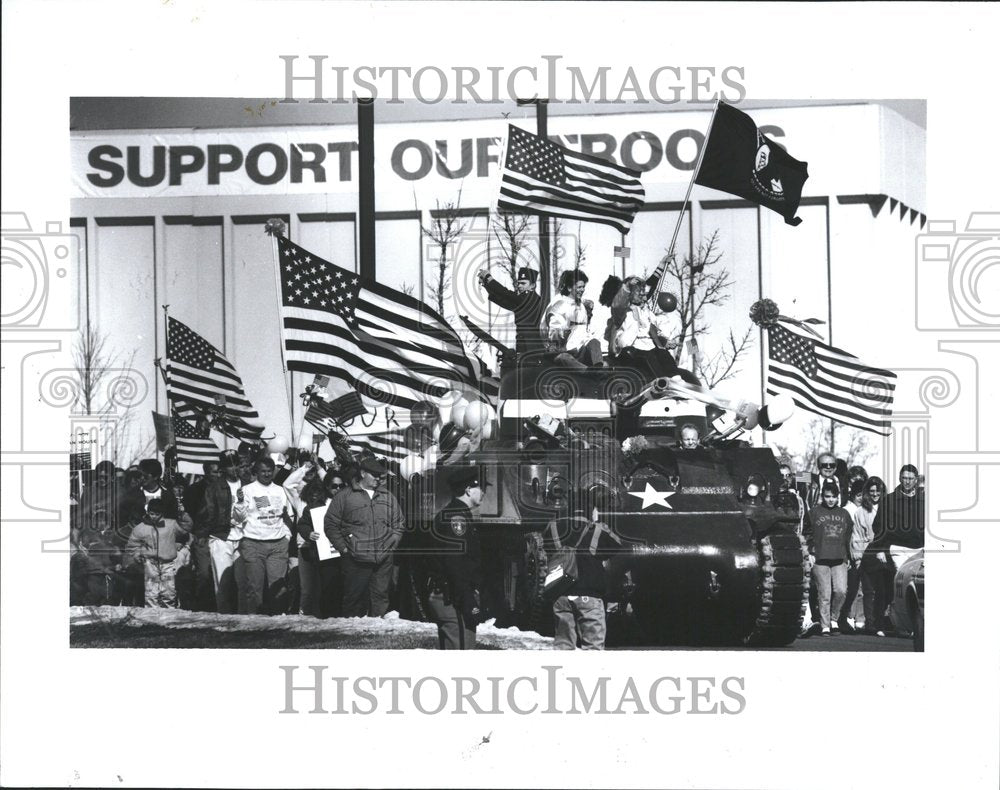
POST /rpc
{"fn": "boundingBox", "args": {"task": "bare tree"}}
[490,209,531,283]
[72,327,153,467]
[71,325,113,415]
[659,230,753,388]
[773,416,876,474]
[421,190,467,316]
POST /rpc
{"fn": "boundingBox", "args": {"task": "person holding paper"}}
[296,471,346,618]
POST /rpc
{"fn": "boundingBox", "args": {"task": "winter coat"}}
[324,482,404,563]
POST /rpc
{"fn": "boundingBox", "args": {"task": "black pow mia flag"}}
[695,102,809,226]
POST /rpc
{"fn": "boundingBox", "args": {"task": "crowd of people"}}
[70,440,925,651]
[771,455,926,638]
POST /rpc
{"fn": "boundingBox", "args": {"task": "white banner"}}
[70,104,918,205]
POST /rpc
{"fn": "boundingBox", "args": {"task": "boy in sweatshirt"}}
[804,482,853,635]
[126,498,193,608]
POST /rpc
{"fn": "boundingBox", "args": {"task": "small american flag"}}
[166,317,263,441]
[497,125,645,235]
[305,392,368,435]
[171,412,220,464]
[766,324,896,436]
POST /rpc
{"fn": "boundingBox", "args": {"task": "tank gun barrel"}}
[618,377,671,409]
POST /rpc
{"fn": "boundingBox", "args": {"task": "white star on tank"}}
[627,482,675,510]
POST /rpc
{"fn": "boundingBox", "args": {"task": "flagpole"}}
[265,217,295,442]
[653,99,721,306]
[160,303,171,464]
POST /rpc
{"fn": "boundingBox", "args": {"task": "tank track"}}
[746,528,809,647]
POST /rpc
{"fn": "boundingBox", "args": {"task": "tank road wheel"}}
[745,529,809,647]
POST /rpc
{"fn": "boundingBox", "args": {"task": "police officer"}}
[426,467,485,649]
[477,266,544,358]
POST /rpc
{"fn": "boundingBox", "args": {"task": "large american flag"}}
[170,412,220,465]
[497,125,646,235]
[277,236,498,416]
[766,324,896,435]
[165,317,263,440]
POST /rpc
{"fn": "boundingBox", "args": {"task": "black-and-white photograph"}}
[2,2,997,788]
[64,96,926,653]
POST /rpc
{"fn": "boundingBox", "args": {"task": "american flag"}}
[304,392,368,434]
[497,125,646,235]
[277,236,498,416]
[166,317,263,440]
[170,412,220,465]
[766,324,896,435]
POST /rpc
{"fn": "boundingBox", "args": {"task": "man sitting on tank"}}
[604,275,700,386]
[541,270,603,369]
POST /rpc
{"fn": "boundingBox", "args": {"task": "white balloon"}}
[463,401,491,431]
[765,393,796,425]
[437,389,465,427]
[268,435,289,453]
[399,453,421,481]
[479,419,494,441]
[450,399,470,428]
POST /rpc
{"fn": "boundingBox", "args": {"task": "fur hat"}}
[517,267,538,283]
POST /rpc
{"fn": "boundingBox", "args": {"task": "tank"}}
[396,352,809,648]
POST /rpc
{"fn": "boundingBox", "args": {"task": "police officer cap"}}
[450,466,487,492]
[517,267,538,283]
[359,456,388,476]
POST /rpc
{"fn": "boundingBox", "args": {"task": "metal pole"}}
[358,97,376,281]
[537,100,551,305]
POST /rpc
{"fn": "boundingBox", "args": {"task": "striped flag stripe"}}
[766,386,890,434]
[769,362,894,414]
[768,366,892,421]
[500,174,640,216]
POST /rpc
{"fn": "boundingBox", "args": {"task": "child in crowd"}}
[804,482,853,635]
[125,498,193,608]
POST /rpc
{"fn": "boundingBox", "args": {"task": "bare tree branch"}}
[421,191,467,316]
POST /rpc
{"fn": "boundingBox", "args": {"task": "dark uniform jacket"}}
[428,497,482,617]
[482,276,544,357]
[324,482,404,563]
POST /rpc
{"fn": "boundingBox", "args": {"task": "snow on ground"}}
[70,606,554,650]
